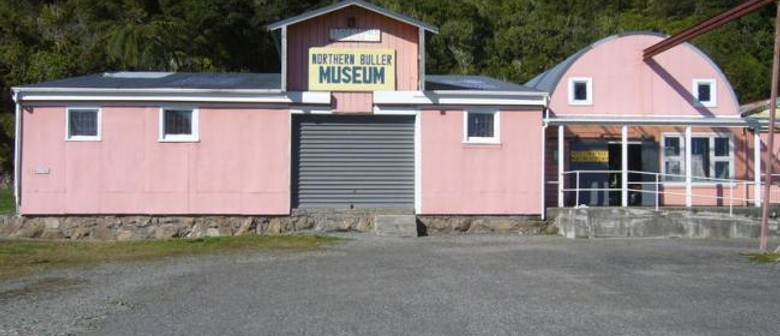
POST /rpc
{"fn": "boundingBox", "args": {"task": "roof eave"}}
[267,0,438,34]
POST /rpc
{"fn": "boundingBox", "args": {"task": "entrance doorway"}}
[607,143,643,206]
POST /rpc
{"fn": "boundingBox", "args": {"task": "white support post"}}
[621,125,628,207]
[558,125,565,208]
[685,127,693,207]
[280,26,287,92]
[655,173,660,211]
[754,131,762,207]
[575,171,580,207]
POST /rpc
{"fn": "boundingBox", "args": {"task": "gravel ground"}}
[1,235,779,336]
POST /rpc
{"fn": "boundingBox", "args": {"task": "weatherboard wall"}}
[286,5,419,93]
[420,109,543,215]
[20,106,290,215]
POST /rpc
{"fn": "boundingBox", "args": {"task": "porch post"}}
[685,126,693,207]
[621,125,628,207]
[558,125,565,207]
[754,130,762,207]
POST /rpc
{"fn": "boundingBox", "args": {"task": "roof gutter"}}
[548,115,748,127]
[12,88,332,105]
[373,90,549,107]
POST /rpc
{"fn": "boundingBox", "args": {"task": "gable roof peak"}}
[267,0,438,33]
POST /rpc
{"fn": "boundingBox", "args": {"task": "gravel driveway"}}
[1,235,779,336]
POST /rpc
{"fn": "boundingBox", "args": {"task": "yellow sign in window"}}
[571,150,609,163]
[308,48,396,91]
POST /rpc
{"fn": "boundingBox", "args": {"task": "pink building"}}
[527,32,767,209]
[11,0,548,218]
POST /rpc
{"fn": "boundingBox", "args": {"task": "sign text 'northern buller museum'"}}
[308,47,396,91]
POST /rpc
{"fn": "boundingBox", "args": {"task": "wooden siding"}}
[286,6,419,92]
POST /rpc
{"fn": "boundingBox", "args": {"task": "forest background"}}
[0,0,776,179]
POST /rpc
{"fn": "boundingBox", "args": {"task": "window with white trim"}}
[663,136,684,182]
[464,110,499,144]
[66,108,100,141]
[160,108,198,142]
[693,79,717,107]
[568,77,592,105]
[661,133,734,182]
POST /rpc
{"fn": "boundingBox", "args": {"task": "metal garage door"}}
[292,115,415,209]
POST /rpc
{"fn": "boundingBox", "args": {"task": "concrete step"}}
[374,215,418,237]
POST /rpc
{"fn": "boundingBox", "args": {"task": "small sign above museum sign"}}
[309,47,396,91]
[330,28,381,42]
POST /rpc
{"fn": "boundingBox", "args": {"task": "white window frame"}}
[661,132,734,184]
[463,109,500,144]
[693,78,717,108]
[568,77,593,106]
[159,107,199,142]
[65,107,101,141]
[661,134,685,182]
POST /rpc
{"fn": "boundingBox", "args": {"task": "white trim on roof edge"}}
[546,114,747,127]
[267,0,438,33]
[13,89,332,105]
[373,90,548,106]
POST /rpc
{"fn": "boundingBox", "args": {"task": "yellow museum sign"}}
[308,48,396,91]
[571,150,609,163]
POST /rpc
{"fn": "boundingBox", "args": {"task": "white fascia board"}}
[373,90,548,106]
[14,89,331,105]
[547,115,748,127]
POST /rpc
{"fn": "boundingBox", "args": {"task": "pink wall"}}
[421,109,543,215]
[286,6,419,92]
[20,106,290,215]
[549,34,739,117]
[332,92,373,113]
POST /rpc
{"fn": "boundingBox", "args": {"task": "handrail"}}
[557,169,777,215]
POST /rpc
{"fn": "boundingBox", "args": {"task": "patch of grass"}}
[0,235,341,281]
[0,188,15,215]
[744,252,780,263]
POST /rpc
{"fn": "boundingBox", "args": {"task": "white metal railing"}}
[557,170,776,216]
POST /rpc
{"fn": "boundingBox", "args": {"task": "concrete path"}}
[1,235,779,336]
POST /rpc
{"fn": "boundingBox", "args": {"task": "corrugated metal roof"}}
[268,0,438,33]
[741,98,780,117]
[426,75,542,92]
[20,72,538,93]
[22,72,282,90]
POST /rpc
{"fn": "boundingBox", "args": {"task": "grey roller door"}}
[293,115,415,209]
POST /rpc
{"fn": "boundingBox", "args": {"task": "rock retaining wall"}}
[0,211,549,240]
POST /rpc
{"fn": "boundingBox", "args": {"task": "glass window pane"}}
[691,138,710,178]
[164,110,193,135]
[714,137,729,157]
[574,82,588,101]
[69,110,98,137]
[698,83,711,102]
[665,161,683,181]
[468,113,494,138]
[715,162,730,179]
[664,137,680,156]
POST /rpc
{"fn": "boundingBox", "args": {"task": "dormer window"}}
[693,79,717,107]
[568,77,592,105]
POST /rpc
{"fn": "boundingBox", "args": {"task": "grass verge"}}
[744,252,780,263]
[0,235,341,281]
[0,188,15,215]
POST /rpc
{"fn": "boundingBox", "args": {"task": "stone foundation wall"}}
[0,210,548,240]
[417,215,549,235]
